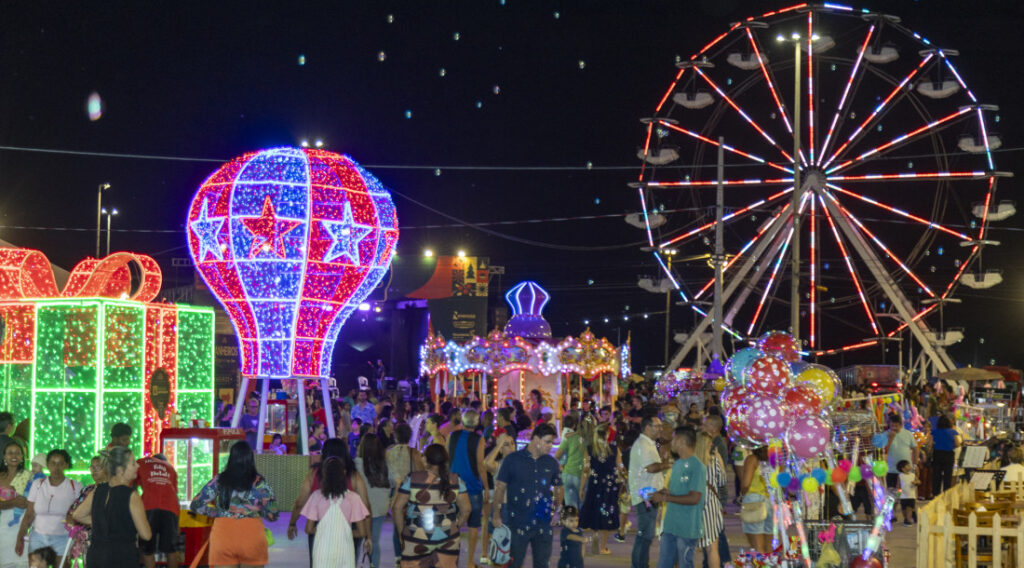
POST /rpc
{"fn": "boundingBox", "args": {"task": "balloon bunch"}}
[721,331,841,457]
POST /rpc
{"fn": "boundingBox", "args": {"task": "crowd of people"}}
[10,377,991,568]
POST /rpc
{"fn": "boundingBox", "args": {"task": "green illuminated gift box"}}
[0,250,215,477]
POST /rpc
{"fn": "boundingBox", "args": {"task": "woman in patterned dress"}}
[579,421,620,554]
[190,442,279,568]
[392,444,470,568]
[694,431,725,568]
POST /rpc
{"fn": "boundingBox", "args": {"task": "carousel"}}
[419,280,630,419]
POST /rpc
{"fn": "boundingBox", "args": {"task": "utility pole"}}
[790,37,802,345]
[712,136,725,360]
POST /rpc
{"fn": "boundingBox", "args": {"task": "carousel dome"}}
[503,280,552,339]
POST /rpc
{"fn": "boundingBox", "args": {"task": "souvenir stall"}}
[419,281,629,421]
[0,248,216,476]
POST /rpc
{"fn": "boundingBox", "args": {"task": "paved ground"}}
[264,499,919,567]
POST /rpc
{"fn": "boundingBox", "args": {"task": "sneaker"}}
[613,532,626,543]
[903,521,913,527]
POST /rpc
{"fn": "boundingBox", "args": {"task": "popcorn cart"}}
[160,427,245,567]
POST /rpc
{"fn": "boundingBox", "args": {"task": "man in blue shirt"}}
[651,426,705,568]
[492,423,563,568]
[351,389,376,425]
[448,409,488,566]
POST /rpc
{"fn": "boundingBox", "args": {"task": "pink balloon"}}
[783,385,824,417]
[786,416,832,459]
[746,354,792,399]
[747,398,789,443]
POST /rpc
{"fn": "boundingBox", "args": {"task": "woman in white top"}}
[17,449,83,566]
[694,432,725,568]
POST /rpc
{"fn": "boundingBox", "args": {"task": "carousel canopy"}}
[420,280,630,379]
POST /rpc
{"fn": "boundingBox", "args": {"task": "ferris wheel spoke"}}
[825,183,971,241]
[746,191,811,334]
[652,251,689,302]
[942,55,978,103]
[822,190,936,297]
[656,68,686,114]
[747,223,795,335]
[818,194,881,336]
[694,198,794,299]
[746,28,794,136]
[818,24,876,164]
[821,53,936,170]
[826,107,974,174]
[659,187,793,248]
[694,68,797,164]
[885,303,938,338]
[637,122,657,247]
[827,171,988,183]
[975,176,996,239]
[656,120,794,174]
[975,108,996,171]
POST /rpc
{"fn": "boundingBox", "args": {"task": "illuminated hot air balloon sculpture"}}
[186,147,398,453]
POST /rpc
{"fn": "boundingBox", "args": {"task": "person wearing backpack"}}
[448,409,489,568]
[301,456,371,568]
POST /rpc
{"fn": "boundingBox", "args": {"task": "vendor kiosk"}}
[160,427,245,567]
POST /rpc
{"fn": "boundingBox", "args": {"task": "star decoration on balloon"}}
[190,198,225,260]
[241,195,302,258]
[322,201,372,264]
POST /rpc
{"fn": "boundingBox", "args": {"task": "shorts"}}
[900,498,916,510]
[140,508,180,554]
[30,531,70,558]
[467,493,483,528]
[740,493,773,535]
[209,517,268,566]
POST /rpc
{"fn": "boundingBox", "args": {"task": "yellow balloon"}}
[795,367,836,405]
[714,377,726,392]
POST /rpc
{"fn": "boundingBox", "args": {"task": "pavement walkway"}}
[263,500,919,567]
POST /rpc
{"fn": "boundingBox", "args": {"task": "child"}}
[558,505,588,568]
[269,433,287,455]
[898,459,919,526]
[28,546,57,568]
[29,455,47,483]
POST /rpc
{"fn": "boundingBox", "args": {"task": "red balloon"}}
[830,468,848,484]
[721,385,752,409]
[783,385,824,416]
[758,331,800,362]
[724,403,753,439]
[746,354,792,398]
[850,557,882,568]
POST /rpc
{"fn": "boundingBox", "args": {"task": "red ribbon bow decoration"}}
[0,249,162,302]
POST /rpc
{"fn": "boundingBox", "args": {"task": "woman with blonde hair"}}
[694,431,725,568]
[578,420,620,555]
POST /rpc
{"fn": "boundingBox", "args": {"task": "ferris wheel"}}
[633,3,1013,374]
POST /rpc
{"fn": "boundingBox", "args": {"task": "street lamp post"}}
[102,208,118,256]
[96,183,110,257]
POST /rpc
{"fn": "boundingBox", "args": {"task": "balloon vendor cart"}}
[706,331,892,566]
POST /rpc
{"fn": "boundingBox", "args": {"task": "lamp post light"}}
[96,183,110,257]
[776,30,822,346]
[102,208,118,256]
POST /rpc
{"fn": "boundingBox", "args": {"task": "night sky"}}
[1,1,1022,373]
